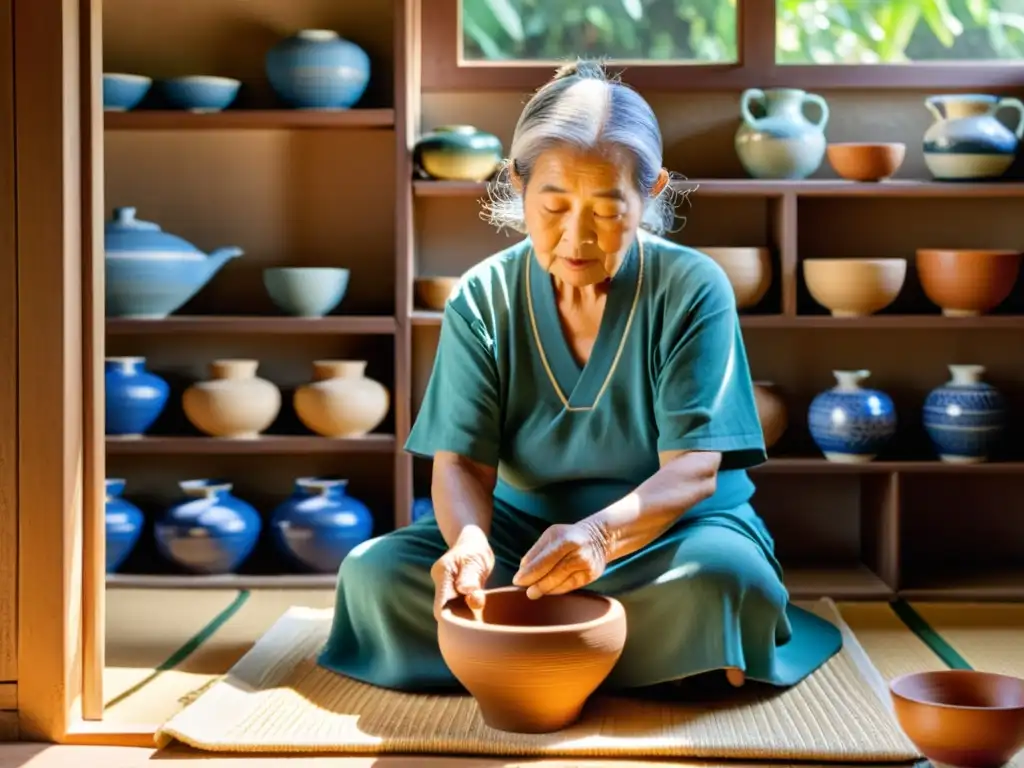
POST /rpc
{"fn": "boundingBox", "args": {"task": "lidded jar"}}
[183,359,281,439]
[293,360,389,438]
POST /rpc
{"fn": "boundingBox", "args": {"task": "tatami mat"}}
[154,599,919,760]
[910,602,1024,678]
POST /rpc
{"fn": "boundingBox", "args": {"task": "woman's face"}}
[518,144,661,287]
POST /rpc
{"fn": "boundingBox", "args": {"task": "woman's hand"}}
[431,526,495,620]
[512,521,610,599]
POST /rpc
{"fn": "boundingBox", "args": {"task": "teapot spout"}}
[206,246,243,276]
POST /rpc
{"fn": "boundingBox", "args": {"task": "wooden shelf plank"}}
[784,565,893,600]
[105,109,395,131]
[106,573,336,589]
[756,459,1024,474]
[106,315,397,335]
[413,178,1024,198]
[106,435,396,455]
[899,570,1024,601]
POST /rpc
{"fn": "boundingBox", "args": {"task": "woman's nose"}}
[561,213,596,252]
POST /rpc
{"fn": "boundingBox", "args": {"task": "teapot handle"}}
[924,96,944,122]
[739,88,765,129]
[802,92,830,130]
[996,97,1024,139]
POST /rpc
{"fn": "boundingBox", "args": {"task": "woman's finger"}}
[525,560,588,600]
[432,565,457,620]
[514,533,570,586]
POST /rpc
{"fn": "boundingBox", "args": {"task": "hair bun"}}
[553,58,608,82]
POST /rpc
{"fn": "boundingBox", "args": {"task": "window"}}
[777,0,1024,64]
[459,0,738,63]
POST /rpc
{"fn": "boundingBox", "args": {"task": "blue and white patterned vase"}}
[270,477,373,573]
[923,364,1006,463]
[923,94,1024,181]
[105,479,144,573]
[105,356,170,437]
[735,88,829,180]
[265,30,371,110]
[808,370,896,463]
[411,497,434,523]
[155,480,262,574]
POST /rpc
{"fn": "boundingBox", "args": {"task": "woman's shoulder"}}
[443,238,530,330]
[639,232,735,316]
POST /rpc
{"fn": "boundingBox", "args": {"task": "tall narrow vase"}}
[923,364,1006,463]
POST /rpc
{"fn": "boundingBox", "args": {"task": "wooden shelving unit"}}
[107,316,397,335]
[105,108,396,131]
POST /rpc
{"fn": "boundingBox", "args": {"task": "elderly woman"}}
[320,60,841,692]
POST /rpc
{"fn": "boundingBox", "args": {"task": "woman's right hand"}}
[431,526,494,620]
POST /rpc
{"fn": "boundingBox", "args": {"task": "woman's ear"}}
[509,161,524,193]
[651,168,669,198]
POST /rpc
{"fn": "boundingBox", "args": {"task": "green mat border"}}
[104,589,252,709]
[890,598,973,671]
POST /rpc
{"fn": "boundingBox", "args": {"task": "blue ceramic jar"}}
[923,364,1006,463]
[105,478,144,573]
[265,30,370,110]
[411,497,433,524]
[270,477,373,573]
[105,356,170,437]
[923,94,1024,181]
[155,480,262,574]
[413,126,503,182]
[808,370,896,463]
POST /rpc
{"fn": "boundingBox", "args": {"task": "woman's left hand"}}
[512,521,610,599]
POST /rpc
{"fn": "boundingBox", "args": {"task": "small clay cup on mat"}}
[890,670,1024,767]
[438,586,627,734]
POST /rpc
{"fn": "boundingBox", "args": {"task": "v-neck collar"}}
[525,238,644,412]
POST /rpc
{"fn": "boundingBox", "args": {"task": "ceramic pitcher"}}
[923,94,1024,180]
[735,88,829,179]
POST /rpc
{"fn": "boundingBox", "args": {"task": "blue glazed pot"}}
[105,478,144,573]
[808,370,896,463]
[270,477,373,573]
[105,206,243,319]
[105,356,170,437]
[923,94,1024,181]
[265,30,370,110]
[103,73,152,111]
[923,364,1006,463]
[413,125,503,182]
[735,88,829,180]
[155,480,262,574]
[411,497,433,523]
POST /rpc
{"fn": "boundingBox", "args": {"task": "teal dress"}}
[319,232,842,691]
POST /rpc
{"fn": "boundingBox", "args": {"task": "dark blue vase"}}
[270,477,373,573]
[923,364,1006,463]
[808,370,896,463]
[155,479,261,574]
[411,497,433,523]
[105,356,170,436]
[105,478,144,573]
[265,30,370,110]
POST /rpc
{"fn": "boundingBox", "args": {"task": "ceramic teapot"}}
[105,206,243,319]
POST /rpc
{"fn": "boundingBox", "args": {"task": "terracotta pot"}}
[890,670,1024,767]
[699,247,773,310]
[753,382,788,449]
[182,359,281,439]
[414,276,461,311]
[826,142,906,182]
[916,249,1022,316]
[438,586,626,733]
[294,360,389,438]
[803,258,907,317]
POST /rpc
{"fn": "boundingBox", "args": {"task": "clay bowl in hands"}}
[438,586,627,734]
[414,276,461,311]
[916,249,1022,317]
[890,670,1024,767]
[803,258,907,317]
[827,142,906,182]
[698,247,773,310]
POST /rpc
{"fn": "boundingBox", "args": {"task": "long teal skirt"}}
[318,501,843,691]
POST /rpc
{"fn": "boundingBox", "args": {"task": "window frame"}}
[423,0,1024,91]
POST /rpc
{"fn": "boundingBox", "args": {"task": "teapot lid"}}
[105,207,201,254]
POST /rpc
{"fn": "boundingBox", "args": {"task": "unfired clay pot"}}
[182,359,281,439]
[890,670,1024,767]
[753,382,788,449]
[438,586,626,734]
[916,249,1022,316]
[699,247,772,310]
[294,360,389,438]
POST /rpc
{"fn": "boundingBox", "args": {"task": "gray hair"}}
[483,59,686,235]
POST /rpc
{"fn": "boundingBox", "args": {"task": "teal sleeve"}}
[654,264,766,470]
[404,302,502,466]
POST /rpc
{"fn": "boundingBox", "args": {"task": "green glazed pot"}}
[414,125,503,181]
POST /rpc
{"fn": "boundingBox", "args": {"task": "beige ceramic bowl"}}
[414,276,461,311]
[699,247,773,310]
[803,258,907,317]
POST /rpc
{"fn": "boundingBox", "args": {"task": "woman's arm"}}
[431,450,498,548]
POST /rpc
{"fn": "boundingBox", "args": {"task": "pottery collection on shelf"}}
[107,476,377,576]
[413,125,503,182]
[103,29,371,112]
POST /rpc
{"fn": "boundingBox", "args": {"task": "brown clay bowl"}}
[414,276,461,311]
[916,249,1022,317]
[438,586,627,733]
[826,142,906,182]
[753,381,788,449]
[803,258,907,317]
[890,670,1024,767]
[698,247,773,310]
